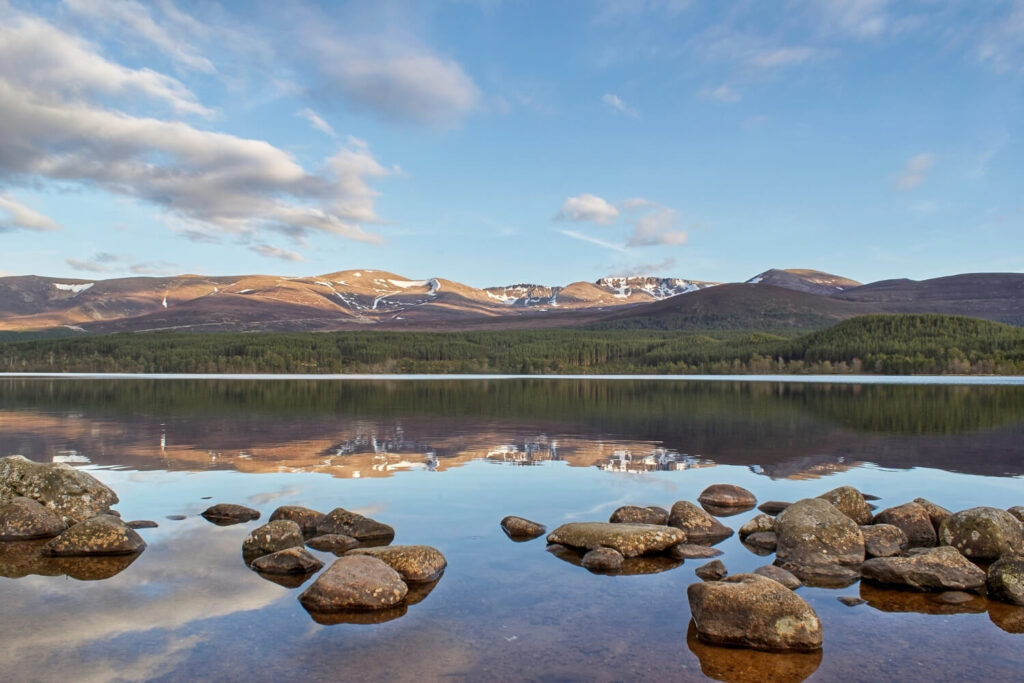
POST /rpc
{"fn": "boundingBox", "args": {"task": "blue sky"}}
[0,0,1021,288]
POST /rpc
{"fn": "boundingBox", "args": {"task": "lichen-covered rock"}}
[41,515,145,556]
[546,522,684,557]
[739,514,774,538]
[1008,506,1024,524]
[0,455,118,525]
[347,545,447,583]
[667,501,734,543]
[0,497,66,540]
[818,486,872,525]
[873,502,936,547]
[698,484,756,509]
[307,533,359,554]
[986,554,1024,605]
[201,503,260,526]
[316,508,395,542]
[251,547,324,575]
[695,559,727,581]
[774,498,865,568]
[269,506,323,535]
[753,565,801,590]
[242,520,304,564]
[609,505,667,525]
[687,573,823,652]
[913,498,951,532]
[861,524,907,558]
[581,547,624,572]
[667,543,723,560]
[861,546,986,591]
[500,516,546,539]
[743,532,778,554]
[938,507,1024,561]
[757,501,791,516]
[299,555,408,612]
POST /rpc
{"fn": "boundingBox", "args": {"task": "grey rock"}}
[938,507,1024,561]
[873,503,936,547]
[251,547,324,575]
[316,508,395,542]
[0,455,118,525]
[774,498,865,568]
[347,545,447,583]
[307,534,359,555]
[743,532,778,553]
[913,498,952,532]
[546,522,684,557]
[987,554,1024,605]
[738,514,774,538]
[269,506,324,535]
[41,515,145,556]
[609,505,667,525]
[667,501,734,543]
[500,515,546,539]
[695,559,727,581]
[861,524,907,558]
[753,565,801,590]
[581,547,625,572]
[0,497,66,540]
[775,560,861,588]
[242,520,304,564]
[298,555,408,612]
[818,486,873,525]
[861,546,986,591]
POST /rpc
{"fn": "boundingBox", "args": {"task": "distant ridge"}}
[745,268,861,295]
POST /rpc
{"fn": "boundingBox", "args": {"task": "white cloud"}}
[555,194,620,225]
[601,93,639,117]
[297,108,336,137]
[249,243,305,262]
[894,153,935,191]
[626,206,688,246]
[698,83,741,103]
[0,194,60,232]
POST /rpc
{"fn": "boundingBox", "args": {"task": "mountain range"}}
[0,268,1021,334]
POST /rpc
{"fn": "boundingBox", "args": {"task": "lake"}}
[1,376,1022,682]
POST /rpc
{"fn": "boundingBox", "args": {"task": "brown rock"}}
[609,505,667,525]
[861,546,986,591]
[1008,506,1024,524]
[860,524,907,558]
[757,501,791,516]
[667,543,723,560]
[126,520,158,529]
[270,506,324,535]
[41,515,145,556]
[686,622,821,683]
[913,498,951,532]
[695,559,727,581]
[201,503,260,526]
[581,547,624,572]
[698,484,757,509]
[307,534,359,555]
[743,532,778,553]
[298,555,408,612]
[547,543,683,575]
[0,455,118,525]
[938,507,1024,561]
[739,514,774,538]
[667,501,734,544]
[873,503,936,547]
[251,547,324,575]
[500,515,546,539]
[242,520,304,564]
[859,582,986,615]
[316,508,395,543]
[987,554,1024,605]
[818,486,872,525]
[0,497,66,540]
[774,498,865,568]
[775,561,861,588]
[546,522,684,557]
[347,545,447,583]
[753,565,801,590]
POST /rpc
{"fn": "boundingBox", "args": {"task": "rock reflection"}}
[988,602,1024,634]
[300,575,441,625]
[686,622,821,683]
[859,583,987,615]
[254,570,316,589]
[700,502,755,518]
[545,544,684,575]
[0,539,142,581]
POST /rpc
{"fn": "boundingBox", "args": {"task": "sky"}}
[0,0,1022,288]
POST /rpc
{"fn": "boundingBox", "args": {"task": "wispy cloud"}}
[556,195,690,251]
[560,229,629,254]
[698,83,741,103]
[296,108,336,137]
[602,93,639,117]
[0,194,60,232]
[66,252,177,275]
[894,153,935,191]
[249,243,305,261]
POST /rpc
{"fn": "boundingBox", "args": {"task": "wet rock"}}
[546,522,684,557]
[347,545,447,583]
[667,543,723,560]
[872,502,936,547]
[838,596,865,607]
[667,501,734,544]
[743,532,778,553]
[818,486,872,525]
[250,547,324,575]
[687,573,823,652]
[126,520,158,529]
[860,524,907,558]
[298,555,408,612]
[938,507,1024,561]
[201,503,260,526]
[547,543,683,575]
[758,501,791,516]
[686,622,821,683]
[270,506,324,536]
[1008,506,1024,524]
[316,508,395,543]
[0,497,67,540]
[500,515,546,540]
[695,559,727,581]
[913,498,951,532]
[861,546,986,591]
[859,582,986,616]
[698,484,756,510]
[41,515,146,556]
[609,505,667,525]
[242,520,304,564]
[307,534,359,555]
[753,565,801,590]
[986,554,1024,605]
[774,498,865,569]
[775,561,861,588]
[0,455,118,525]
[739,514,774,538]
[581,547,624,572]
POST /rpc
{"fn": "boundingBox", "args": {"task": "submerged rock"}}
[757,501,791,516]
[242,520,304,564]
[695,559,727,581]
[42,515,145,556]
[774,498,865,569]
[818,486,872,525]
[873,503,936,547]
[938,507,1024,561]
[0,455,118,525]
[667,543,723,560]
[609,505,667,525]
[307,533,359,555]
[987,554,1024,605]
[270,506,324,536]
[667,502,734,544]
[738,514,774,538]
[838,596,866,607]
[581,547,624,572]
[500,515,546,540]
[201,503,261,526]
[698,484,756,510]
[316,508,395,543]
[251,547,324,575]
[860,524,907,558]
[861,546,986,591]
[546,522,684,557]
[347,545,447,583]
[0,497,66,540]
[686,621,821,683]
[299,555,408,612]
[687,573,823,652]
[753,565,801,590]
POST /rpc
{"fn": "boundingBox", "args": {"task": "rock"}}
[753,565,801,590]
[987,554,1024,605]
[0,497,67,540]
[1008,506,1024,524]
[775,561,861,588]
[686,622,822,683]
[242,520,305,564]
[862,493,881,501]
[41,515,145,556]
[936,591,975,605]
[913,498,951,532]
[0,455,118,525]
[500,515,546,540]
[838,596,865,607]
[166,515,186,521]
[547,543,682,575]
[698,484,756,509]
[667,543,723,560]
[687,573,823,652]
[255,571,316,590]
[860,524,907,558]
[609,505,667,525]
[251,547,324,575]
[270,506,324,536]
[861,546,986,591]
[101,509,121,517]
[757,501,791,516]
[316,508,395,543]
[305,603,408,626]
[201,503,261,526]
[818,486,872,525]
[743,532,778,553]
[126,520,158,529]
[546,522,684,557]
[298,555,408,612]
[739,514,774,538]
[667,501,734,544]
[938,507,1024,561]
[581,547,624,572]
[695,559,727,581]
[307,534,359,555]
[774,498,865,569]
[347,545,447,583]
[872,502,936,547]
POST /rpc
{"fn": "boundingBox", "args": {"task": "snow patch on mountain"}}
[52,282,93,294]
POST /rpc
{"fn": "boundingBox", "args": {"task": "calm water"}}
[0,377,1022,682]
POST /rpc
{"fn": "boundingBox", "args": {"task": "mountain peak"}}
[745,269,861,295]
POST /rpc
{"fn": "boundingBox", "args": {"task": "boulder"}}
[913,498,951,532]
[774,498,865,568]
[861,546,986,591]
[872,503,936,547]
[698,484,756,509]
[316,508,395,543]
[269,506,324,535]
[201,503,261,526]
[687,573,823,652]
[695,559,727,581]
[818,486,872,525]
[299,555,408,612]
[667,543,723,560]
[307,534,359,555]
[753,565,801,590]
[242,520,304,564]
[251,547,324,575]
[347,545,447,583]
[0,455,118,525]
[0,497,66,540]
[581,547,624,572]
[609,505,667,525]
[667,502,734,544]
[41,515,145,556]
[743,532,778,554]
[757,501,791,516]
[986,554,1024,605]
[500,516,546,539]
[739,514,774,538]
[546,522,683,557]
[938,507,1024,561]
[1008,506,1024,524]
[860,524,907,558]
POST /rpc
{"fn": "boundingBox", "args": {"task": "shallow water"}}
[0,378,1022,682]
